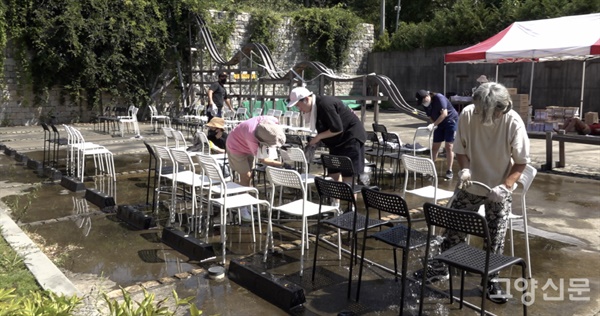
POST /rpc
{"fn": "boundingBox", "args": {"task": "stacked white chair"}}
[119,106,140,137]
[63,125,115,181]
[196,153,270,264]
[149,105,171,133]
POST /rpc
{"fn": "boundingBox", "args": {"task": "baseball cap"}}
[254,120,286,147]
[415,90,429,105]
[287,87,313,108]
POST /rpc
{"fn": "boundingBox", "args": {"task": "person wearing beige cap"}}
[287,86,366,184]
[226,116,287,187]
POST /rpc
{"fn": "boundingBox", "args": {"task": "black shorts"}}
[328,139,365,177]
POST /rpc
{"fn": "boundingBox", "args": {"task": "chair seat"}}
[323,212,387,232]
[405,185,454,200]
[369,225,428,249]
[435,242,525,275]
[174,171,214,187]
[209,182,258,195]
[211,193,268,209]
[273,199,337,218]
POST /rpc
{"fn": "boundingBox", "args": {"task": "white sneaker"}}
[239,207,252,222]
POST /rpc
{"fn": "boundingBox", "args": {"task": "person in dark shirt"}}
[207,71,234,121]
[416,89,459,179]
[287,86,367,184]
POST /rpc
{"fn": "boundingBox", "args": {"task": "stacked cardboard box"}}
[529,106,581,132]
[511,93,530,124]
[584,112,598,125]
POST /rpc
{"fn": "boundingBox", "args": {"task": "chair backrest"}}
[171,129,187,148]
[149,105,157,116]
[266,166,305,192]
[196,154,227,189]
[314,176,356,210]
[518,164,537,194]
[423,202,489,240]
[291,111,300,127]
[252,107,263,117]
[235,107,248,120]
[372,123,387,134]
[361,187,411,223]
[321,154,356,185]
[194,130,211,154]
[401,154,437,178]
[272,109,283,118]
[279,147,310,183]
[153,145,175,177]
[266,109,275,116]
[411,126,435,159]
[170,148,196,175]
[284,134,304,148]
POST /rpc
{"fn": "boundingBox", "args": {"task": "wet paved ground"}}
[0,111,598,315]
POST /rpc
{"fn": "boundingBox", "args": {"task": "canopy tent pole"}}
[443,64,447,95]
[495,64,499,81]
[579,60,586,117]
[528,61,535,105]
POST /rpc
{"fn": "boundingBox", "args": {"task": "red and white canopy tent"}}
[444,13,600,115]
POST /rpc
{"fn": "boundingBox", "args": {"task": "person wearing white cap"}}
[287,86,366,184]
[415,89,459,179]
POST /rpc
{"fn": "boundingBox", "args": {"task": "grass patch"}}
[0,234,40,295]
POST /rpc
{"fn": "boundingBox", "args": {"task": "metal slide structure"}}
[194,15,428,121]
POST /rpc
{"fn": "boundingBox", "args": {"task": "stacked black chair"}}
[356,187,428,315]
[320,154,363,194]
[419,202,527,316]
[311,177,388,299]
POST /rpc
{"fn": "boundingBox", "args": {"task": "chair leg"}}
[311,218,323,280]
[399,248,409,316]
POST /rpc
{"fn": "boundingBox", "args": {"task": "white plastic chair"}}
[171,129,188,149]
[169,148,214,229]
[119,106,140,137]
[153,145,177,218]
[197,154,270,264]
[252,107,263,117]
[149,105,171,133]
[235,107,248,120]
[162,127,175,147]
[401,154,454,205]
[278,146,316,204]
[63,125,115,181]
[509,164,537,278]
[265,167,338,275]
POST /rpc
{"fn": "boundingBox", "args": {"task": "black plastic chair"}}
[379,131,404,190]
[311,176,388,299]
[418,202,527,316]
[356,187,427,315]
[49,124,67,168]
[320,154,363,194]
[41,123,52,169]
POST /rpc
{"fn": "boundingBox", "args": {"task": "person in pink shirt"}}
[226,116,286,187]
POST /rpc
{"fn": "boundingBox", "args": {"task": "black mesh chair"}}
[320,154,363,194]
[418,202,527,316]
[311,177,388,299]
[356,187,428,315]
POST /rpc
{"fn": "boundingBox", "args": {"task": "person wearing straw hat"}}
[205,117,228,154]
[287,86,366,184]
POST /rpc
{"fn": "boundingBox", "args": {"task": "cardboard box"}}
[534,109,550,121]
[507,88,518,95]
[585,112,598,124]
[511,94,529,104]
[563,107,579,118]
